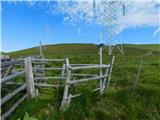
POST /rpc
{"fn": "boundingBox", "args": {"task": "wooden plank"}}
[35,83,63,87]
[66,86,106,100]
[32,61,47,64]
[107,56,115,88]
[99,45,103,95]
[38,41,45,79]
[1,84,26,105]
[66,93,82,99]
[2,60,23,68]
[41,61,45,78]
[61,58,71,109]
[1,71,25,83]
[32,59,65,62]
[70,64,110,70]
[70,64,98,66]
[69,75,108,84]
[61,64,66,78]
[34,65,42,68]
[133,60,144,88]
[24,57,36,97]
[92,86,105,92]
[39,41,44,59]
[34,77,65,80]
[92,87,101,92]
[60,64,66,84]
[13,69,24,71]
[33,68,65,70]
[3,65,15,77]
[102,68,109,89]
[71,73,98,77]
[1,94,28,120]
[5,82,23,85]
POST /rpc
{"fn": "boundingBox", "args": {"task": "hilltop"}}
[8,44,160,58]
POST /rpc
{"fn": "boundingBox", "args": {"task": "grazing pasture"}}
[3,44,160,120]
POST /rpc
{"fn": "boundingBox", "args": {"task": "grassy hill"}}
[5,44,160,120]
[9,43,160,58]
[124,44,160,52]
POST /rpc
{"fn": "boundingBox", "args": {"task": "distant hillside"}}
[8,44,160,58]
[9,44,98,58]
[124,44,160,52]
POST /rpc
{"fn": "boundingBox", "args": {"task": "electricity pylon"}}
[95,0,125,55]
[103,0,125,55]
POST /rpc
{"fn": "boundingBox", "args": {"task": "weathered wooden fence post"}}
[24,57,36,97]
[39,41,45,79]
[98,43,104,95]
[61,64,66,79]
[39,41,44,59]
[133,60,144,88]
[102,67,109,90]
[61,58,71,109]
[107,56,115,89]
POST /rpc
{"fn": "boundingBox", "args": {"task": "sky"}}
[1,0,160,52]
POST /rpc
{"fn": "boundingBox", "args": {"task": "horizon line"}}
[1,43,160,53]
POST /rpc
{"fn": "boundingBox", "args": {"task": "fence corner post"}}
[98,43,104,95]
[24,57,36,98]
[107,56,115,89]
[60,58,71,110]
[133,60,144,89]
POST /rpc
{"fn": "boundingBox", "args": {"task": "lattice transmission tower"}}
[95,0,125,55]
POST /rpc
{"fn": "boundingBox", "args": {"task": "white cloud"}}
[57,1,94,25]
[116,1,159,33]
[4,0,160,35]
[57,0,160,34]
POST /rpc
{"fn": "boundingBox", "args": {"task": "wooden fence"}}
[1,59,26,120]
[1,55,115,119]
[61,56,115,109]
[26,57,115,109]
[31,58,67,89]
[1,57,47,120]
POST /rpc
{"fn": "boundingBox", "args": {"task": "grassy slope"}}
[6,44,160,120]
[124,44,160,52]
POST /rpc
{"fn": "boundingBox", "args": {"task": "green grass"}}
[124,44,160,52]
[4,44,160,120]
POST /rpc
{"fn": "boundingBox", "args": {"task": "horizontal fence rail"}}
[31,59,65,62]
[65,86,106,100]
[71,73,98,77]
[2,60,24,68]
[69,75,108,84]
[35,83,63,88]
[70,64,111,70]
[34,76,65,80]
[67,93,82,100]
[33,68,65,70]
[1,94,28,120]
[70,64,98,66]
[6,82,23,85]
[1,71,25,83]
[1,84,26,105]
[92,86,105,92]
